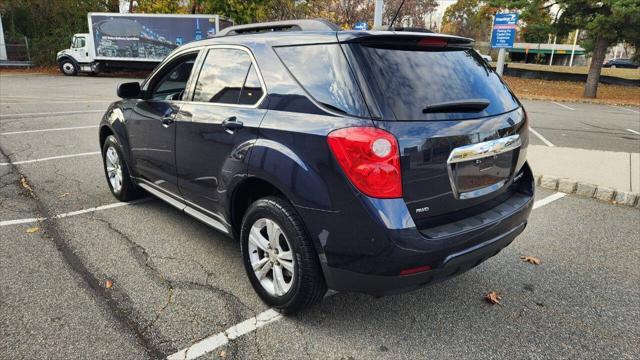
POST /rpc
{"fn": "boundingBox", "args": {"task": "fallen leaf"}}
[485,291,502,305]
[219,350,226,358]
[520,255,542,265]
[26,227,39,234]
[20,175,33,193]
[104,279,113,289]
[59,192,71,198]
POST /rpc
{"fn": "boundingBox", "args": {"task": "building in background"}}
[508,42,586,65]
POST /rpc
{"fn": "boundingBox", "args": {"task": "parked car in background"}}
[100,19,533,313]
[603,58,639,69]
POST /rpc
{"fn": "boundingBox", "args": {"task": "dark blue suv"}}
[99,20,534,313]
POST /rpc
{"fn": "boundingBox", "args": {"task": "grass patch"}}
[505,63,640,80]
[504,76,640,106]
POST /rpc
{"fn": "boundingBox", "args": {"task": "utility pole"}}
[374,0,384,28]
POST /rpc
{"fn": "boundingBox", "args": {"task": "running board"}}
[137,182,229,234]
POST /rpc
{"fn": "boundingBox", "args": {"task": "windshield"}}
[349,44,520,121]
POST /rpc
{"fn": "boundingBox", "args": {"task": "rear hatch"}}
[342,34,529,228]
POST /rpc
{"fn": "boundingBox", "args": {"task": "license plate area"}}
[447,135,521,199]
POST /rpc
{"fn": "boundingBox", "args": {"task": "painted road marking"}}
[0,110,104,118]
[625,129,640,136]
[0,125,97,136]
[611,105,640,114]
[529,127,555,147]
[167,192,569,360]
[167,309,282,360]
[0,198,152,227]
[0,151,100,166]
[532,192,566,209]
[3,100,111,105]
[551,102,575,111]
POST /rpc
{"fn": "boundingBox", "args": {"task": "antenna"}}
[389,0,406,29]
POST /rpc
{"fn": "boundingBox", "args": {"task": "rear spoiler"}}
[339,33,475,49]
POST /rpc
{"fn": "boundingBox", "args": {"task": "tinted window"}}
[238,64,263,105]
[150,53,197,101]
[193,48,259,104]
[275,44,369,117]
[351,44,519,121]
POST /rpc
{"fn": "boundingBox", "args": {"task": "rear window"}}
[350,44,519,121]
[275,44,369,117]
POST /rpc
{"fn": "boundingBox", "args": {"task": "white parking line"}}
[4,100,111,105]
[611,105,640,114]
[0,110,104,118]
[167,309,282,360]
[551,102,575,111]
[529,127,555,147]
[0,151,100,166]
[0,198,151,227]
[532,192,566,209]
[0,125,97,136]
[625,129,640,136]
[167,191,569,360]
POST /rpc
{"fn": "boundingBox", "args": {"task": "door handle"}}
[222,116,243,131]
[161,116,175,127]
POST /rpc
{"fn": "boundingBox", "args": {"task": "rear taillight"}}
[327,127,402,198]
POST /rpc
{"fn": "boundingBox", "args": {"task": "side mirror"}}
[117,82,141,99]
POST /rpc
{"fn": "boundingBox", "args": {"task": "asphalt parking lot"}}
[1,74,639,359]
[522,100,640,152]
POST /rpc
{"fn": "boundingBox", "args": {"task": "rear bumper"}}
[323,221,526,295]
[296,162,535,295]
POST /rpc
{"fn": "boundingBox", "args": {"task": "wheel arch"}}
[229,176,286,238]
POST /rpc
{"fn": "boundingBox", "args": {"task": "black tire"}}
[240,196,327,314]
[59,59,78,76]
[102,135,139,202]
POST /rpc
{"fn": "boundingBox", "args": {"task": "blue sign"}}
[354,22,368,31]
[491,13,518,49]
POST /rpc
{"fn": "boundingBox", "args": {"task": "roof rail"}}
[218,19,340,36]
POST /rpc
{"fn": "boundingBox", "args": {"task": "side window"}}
[149,53,198,101]
[275,44,369,117]
[192,48,262,105]
[238,64,263,105]
[73,37,85,48]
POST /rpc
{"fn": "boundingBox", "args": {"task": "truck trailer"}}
[56,12,232,76]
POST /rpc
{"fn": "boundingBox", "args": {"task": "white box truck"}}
[56,12,232,76]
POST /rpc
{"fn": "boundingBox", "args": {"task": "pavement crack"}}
[0,144,167,359]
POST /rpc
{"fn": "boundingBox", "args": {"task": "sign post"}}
[491,13,518,76]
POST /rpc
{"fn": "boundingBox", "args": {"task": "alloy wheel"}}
[247,218,295,297]
[105,146,123,193]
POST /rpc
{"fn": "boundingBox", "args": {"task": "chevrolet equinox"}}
[99,19,534,313]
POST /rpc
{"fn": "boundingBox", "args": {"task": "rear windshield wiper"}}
[422,99,490,113]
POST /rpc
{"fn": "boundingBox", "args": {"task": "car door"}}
[176,46,267,217]
[72,36,90,63]
[127,50,201,195]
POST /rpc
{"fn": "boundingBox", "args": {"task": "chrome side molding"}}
[447,134,521,164]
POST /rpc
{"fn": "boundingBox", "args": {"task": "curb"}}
[535,175,640,208]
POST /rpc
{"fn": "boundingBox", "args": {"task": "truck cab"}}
[57,33,96,75]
